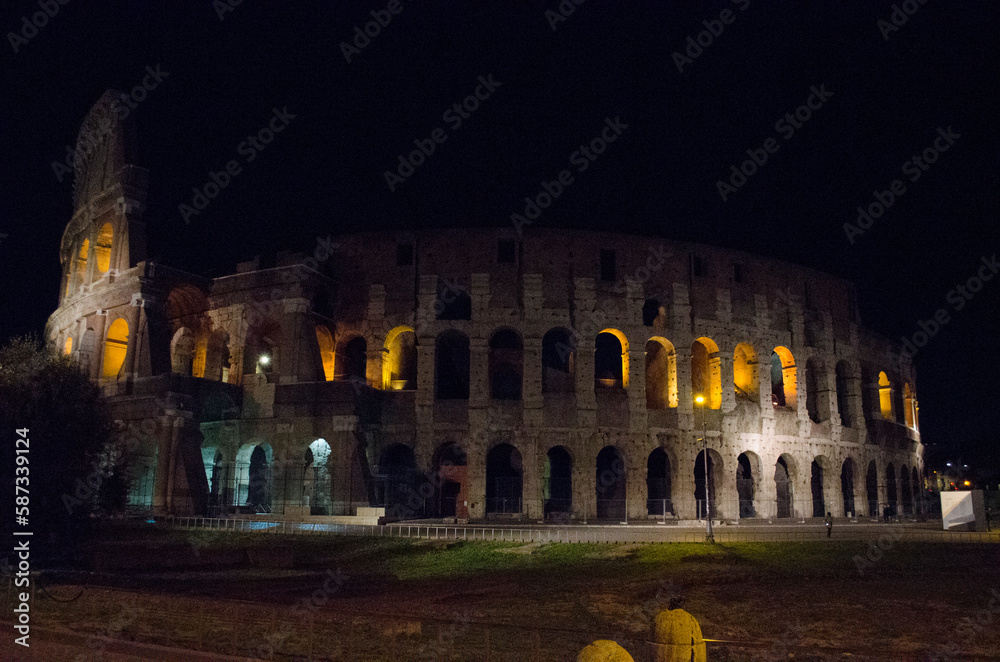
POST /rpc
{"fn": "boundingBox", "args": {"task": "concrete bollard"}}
[647,608,707,662]
[576,639,636,661]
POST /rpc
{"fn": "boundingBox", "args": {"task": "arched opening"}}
[542,327,575,393]
[885,463,897,518]
[170,327,196,376]
[595,329,628,389]
[95,222,113,274]
[315,326,335,381]
[866,461,878,518]
[736,452,756,518]
[378,443,418,519]
[900,465,912,516]
[596,446,627,520]
[646,448,672,516]
[733,343,759,401]
[693,450,718,519]
[691,337,721,409]
[434,442,467,518]
[770,347,797,408]
[489,328,523,400]
[645,337,677,409]
[235,443,273,513]
[903,383,916,429]
[102,318,129,380]
[878,371,892,420]
[841,458,856,517]
[806,357,829,423]
[336,336,367,383]
[836,361,853,427]
[304,439,332,515]
[544,446,573,519]
[435,330,470,399]
[64,336,73,356]
[774,456,793,518]
[811,459,825,517]
[383,326,417,390]
[74,238,89,288]
[485,443,523,514]
[206,331,231,383]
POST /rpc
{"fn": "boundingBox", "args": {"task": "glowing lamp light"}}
[695,395,705,404]
[946,462,951,467]
[964,480,971,487]
[258,354,270,366]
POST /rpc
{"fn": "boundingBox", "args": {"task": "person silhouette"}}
[824,511,833,538]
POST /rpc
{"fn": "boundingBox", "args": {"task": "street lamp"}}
[696,395,714,543]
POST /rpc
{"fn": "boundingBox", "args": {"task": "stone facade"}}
[47,92,924,522]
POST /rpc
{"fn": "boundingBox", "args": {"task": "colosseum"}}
[47,92,925,524]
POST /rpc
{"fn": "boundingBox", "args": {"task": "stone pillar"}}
[716,287,732,324]
[469,336,488,408]
[672,284,694,431]
[522,433,541,520]
[471,273,490,321]
[676,445,697,520]
[93,309,109,380]
[279,296,316,384]
[626,446,646,520]
[627,346,647,430]
[719,352,735,413]
[759,455,778,519]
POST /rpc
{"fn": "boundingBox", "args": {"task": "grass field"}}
[14,524,1000,660]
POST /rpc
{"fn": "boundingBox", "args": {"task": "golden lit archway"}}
[102,318,129,379]
[878,371,892,419]
[733,342,759,401]
[64,336,73,356]
[691,336,721,409]
[95,222,113,273]
[596,328,629,389]
[383,325,417,389]
[771,346,797,408]
[315,325,335,381]
[645,336,677,408]
[903,382,916,429]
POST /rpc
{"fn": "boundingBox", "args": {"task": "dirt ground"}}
[11,529,1000,661]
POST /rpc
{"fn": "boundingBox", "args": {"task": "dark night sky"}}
[1,1,997,472]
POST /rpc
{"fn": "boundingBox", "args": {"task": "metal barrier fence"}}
[165,516,1000,544]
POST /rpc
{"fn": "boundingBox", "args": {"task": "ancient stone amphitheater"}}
[48,92,924,524]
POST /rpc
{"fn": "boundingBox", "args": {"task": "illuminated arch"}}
[733,342,759,401]
[101,318,129,379]
[74,238,89,288]
[64,336,73,356]
[691,336,721,409]
[95,222,113,274]
[595,328,629,389]
[315,325,335,381]
[878,371,892,420]
[770,346,797,408]
[383,326,417,390]
[645,336,677,409]
[903,382,916,429]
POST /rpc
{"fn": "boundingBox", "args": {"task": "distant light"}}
[258,354,270,365]
[964,464,968,468]
[695,395,705,404]
[964,480,971,487]
[946,462,951,467]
